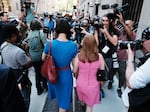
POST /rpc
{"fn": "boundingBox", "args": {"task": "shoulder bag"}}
[41,41,57,83]
[96,61,109,81]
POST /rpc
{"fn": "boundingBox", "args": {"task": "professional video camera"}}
[74,23,82,33]
[112,3,129,15]
[94,23,104,29]
[74,22,89,33]
[118,39,143,50]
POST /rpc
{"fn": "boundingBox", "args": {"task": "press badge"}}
[102,45,110,54]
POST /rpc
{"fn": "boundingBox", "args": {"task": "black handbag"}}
[96,63,109,81]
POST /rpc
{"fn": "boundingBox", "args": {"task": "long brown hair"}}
[78,35,99,62]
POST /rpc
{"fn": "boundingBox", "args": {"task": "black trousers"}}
[32,61,47,92]
[13,68,32,112]
[128,101,150,112]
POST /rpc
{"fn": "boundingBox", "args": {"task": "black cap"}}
[2,23,18,39]
[0,11,8,16]
[0,12,4,16]
[142,27,150,40]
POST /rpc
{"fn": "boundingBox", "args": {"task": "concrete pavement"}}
[93,79,125,112]
[28,67,47,112]
[28,66,126,112]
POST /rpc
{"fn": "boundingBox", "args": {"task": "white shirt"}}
[1,41,30,69]
[129,58,150,89]
[122,87,132,107]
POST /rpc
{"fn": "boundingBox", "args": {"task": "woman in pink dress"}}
[73,35,105,112]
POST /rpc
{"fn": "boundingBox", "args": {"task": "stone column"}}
[136,0,150,39]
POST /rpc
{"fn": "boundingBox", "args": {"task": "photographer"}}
[126,27,150,112]
[94,14,118,97]
[74,18,94,47]
[115,13,136,97]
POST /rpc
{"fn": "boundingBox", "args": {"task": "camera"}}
[113,3,129,15]
[74,23,82,33]
[9,19,19,26]
[118,40,143,50]
[74,23,89,33]
[95,23,104,29]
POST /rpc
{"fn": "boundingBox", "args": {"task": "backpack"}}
[0,44,8,64]
[28,31,44,51]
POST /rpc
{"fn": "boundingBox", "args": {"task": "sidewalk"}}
[28,67,125,112]
[28,67,47,112]
[42,76,125,112]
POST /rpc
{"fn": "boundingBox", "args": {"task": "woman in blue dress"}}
[42,18,78,112]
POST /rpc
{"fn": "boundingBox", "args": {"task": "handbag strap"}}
[49,41,70,71]
[38,31,44,48]
[0,44,8,64]
[49,41,52,55]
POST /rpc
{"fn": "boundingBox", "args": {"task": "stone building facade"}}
[77,0,150,39]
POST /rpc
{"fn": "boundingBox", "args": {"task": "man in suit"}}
[0,64,26,112]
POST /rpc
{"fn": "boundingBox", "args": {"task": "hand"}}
[80,27,86,34]
[127,44,134,61]
[116,13,124,23]
[99,26,107,34]
[70,28,75,33]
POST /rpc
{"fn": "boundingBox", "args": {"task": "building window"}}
[122,0,144,32]
[95,4,99,15]
[0,0,11,12]
[16,2,19,10]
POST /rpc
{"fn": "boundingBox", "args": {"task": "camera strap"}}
[0,44,8,64]
[138,53,150,67]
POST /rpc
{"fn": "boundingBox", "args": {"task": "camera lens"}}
[118,40,143,50]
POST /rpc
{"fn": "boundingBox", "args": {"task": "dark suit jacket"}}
[0,64,26,112]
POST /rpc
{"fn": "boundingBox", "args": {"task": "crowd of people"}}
[0,4,150,112]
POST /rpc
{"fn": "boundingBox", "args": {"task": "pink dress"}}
[76,56,101,106]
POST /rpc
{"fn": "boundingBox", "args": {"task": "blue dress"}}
[43,40,78,110]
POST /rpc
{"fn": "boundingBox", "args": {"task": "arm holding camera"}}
[80,26,91,35]
[125,27,150,112]
[126,43,150,89]
[94,29,99,46]
[100,27,118,46]
[117,13,135,41]
[126,44,135,88]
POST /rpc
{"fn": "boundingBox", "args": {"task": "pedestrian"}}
[42,18,78,112]
[0,64,26,112]
[73,35,105,112]
[43,12,49,39]
[27,19,48,95]
[25,3,36,24]
[49,14,56,40]
[126,27,150,112]
[0,23,32,111]
[0,11,9,45]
